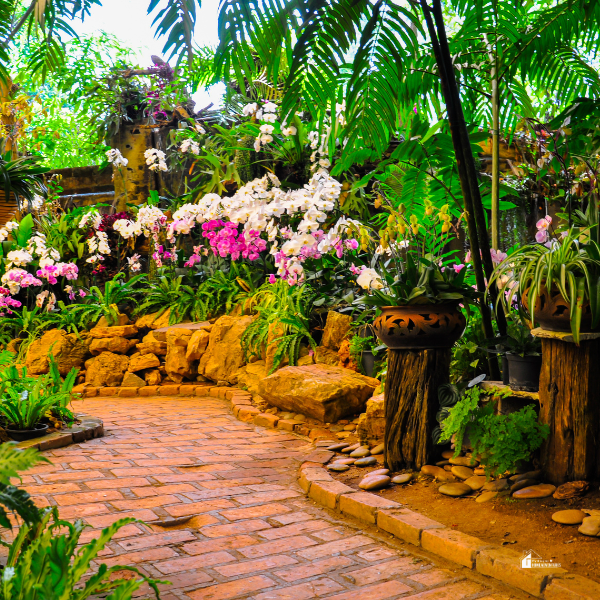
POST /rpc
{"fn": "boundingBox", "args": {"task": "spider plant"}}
[489,227,600,343]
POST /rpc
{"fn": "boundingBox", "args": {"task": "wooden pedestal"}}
[535,329,600,485]
[384,348,450,471]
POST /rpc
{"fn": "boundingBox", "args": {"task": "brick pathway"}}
[23,396,517,600]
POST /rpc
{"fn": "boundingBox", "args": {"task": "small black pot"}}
[502,355,510,385]
[506,353,542,392]
[5,423,48,442]
[361,350,375,378]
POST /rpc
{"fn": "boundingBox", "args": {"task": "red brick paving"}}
[22,396,514,599]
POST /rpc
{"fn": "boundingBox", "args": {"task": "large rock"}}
[121,372,146,387]
[89,325,138,339]
[232,361,268,395]
[314,346,339,366]
[85,352,129,387]
[152,309,172,330]
[25,329,90,376]
[258,364,379,422]
[165,328,195,383]
[97,313,130,327]
[129,353,160,372]
[135,311,162,329]
[199,315,253,383]
[90,337,138,356]
[357,393,385,442]
[186,329,210,362]
[136,331,167,356]
[145,369,162,385]
[321,311,352,351]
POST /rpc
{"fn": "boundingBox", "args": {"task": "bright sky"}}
[73,0,225,108]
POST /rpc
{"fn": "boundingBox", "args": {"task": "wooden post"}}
[384,348,450,471]
[534,328,600,485]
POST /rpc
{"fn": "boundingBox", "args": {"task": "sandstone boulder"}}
[136,331,167,356]
[97,313,130,328]
[129,353,160,372]
[314,346,339,366]
[135,311,162,329]
[337,338,359,371]
[233,361,268,395]
[6,339,21,354]
[145,369,162,385]
[85,352,129,387]
[165,328,195,383]
[321,311,352,351]
[356,393,385,442]
[198,315,253,383]
[258,364,379,422]
[186,329,210,362]
[152,309,172,330]
[26,329,91,376]
[121,372,146,387]
[90,337,138,356]
[89,325,138,339]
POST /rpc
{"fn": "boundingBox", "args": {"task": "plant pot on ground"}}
[5,423,48,442]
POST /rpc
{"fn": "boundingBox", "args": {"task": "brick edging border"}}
[14,413,104,451]
[298,470,600,600]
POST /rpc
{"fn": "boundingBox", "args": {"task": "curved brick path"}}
[23,396,518,600]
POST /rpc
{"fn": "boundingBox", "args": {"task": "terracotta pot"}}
[523,285,596,333]
[373,304,466,350]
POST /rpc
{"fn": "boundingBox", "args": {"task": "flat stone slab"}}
[531,327,600,343]
[154,321,210,333]
[258,364,379,422]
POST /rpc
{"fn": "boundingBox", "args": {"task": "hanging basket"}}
[373,304,466,350]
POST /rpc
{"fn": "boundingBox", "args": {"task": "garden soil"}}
[333,464,600,584]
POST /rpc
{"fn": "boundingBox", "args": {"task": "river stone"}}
[333,458,356,465]
[553,481,590,500]
[371,443,384,455]
[392,473,413,484]
[436,460,450,467]
[476,491,499,503]
[437,471,457,482]
[510,479,540,494]
[364,468,390,478]
[578,516,600,537]
[474,467,486,476]
[421,465,445,477]
[350,446,370,458]
[513,470,541,483]
[451,466,474,480]
[359,475,391,490]
[327,463,350,472]
[552,510,587,525]
[513,484,556,499]
[354,456,377,467]
[464,476,487,491]
[439,483,471,497]
[342,443,360,454]
[449,456,477,467]
[327,442,350,452]
[441,450,454,459]
[483,479,509,492]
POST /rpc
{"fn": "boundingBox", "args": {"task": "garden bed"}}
[330,462,600,584]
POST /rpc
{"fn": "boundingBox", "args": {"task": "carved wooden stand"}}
[533,328,600,485]
[384,348,450,472]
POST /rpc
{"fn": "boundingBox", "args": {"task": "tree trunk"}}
[384,348,450,471]
[539,337,600,485]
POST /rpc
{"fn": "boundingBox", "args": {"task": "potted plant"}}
[352,201,479,349]
[490,226,600,343]
[348,333,379,377]
[500,322,542,392]
[0,378,68,441]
